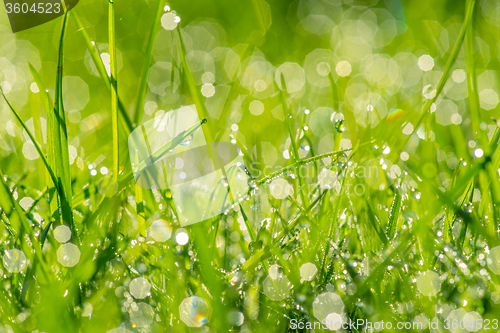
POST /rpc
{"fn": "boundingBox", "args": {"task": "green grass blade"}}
[394,0,476,161]
[386,189,401,240]
[278,73,308,208]
[0,87,59,199]
[465,0,486,147]
[0,168,49,280]
[134,0,166,125]
[109,0,119,181]
[71,10,134,134]
[29,64,53,113]
[53,11,76,239]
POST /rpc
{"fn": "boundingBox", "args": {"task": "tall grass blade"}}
[386,189,401,240]
[134,0,166,125]
[52,11,75,238]
[279,73,308,207]
[0,87,58,195]
[109,0,119,181]
[395,0,476,160]
[71,10,134,134]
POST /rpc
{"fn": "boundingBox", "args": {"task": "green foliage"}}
[1,0,500,332]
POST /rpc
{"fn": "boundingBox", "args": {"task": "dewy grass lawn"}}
[1,0,500,332]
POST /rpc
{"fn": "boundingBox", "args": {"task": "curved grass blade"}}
[394,0,476,161]
[0,87,59,199]
[134,0,166,125]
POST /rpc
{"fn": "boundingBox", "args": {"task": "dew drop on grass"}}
[263,274,292,301]
[148,219,172,242]
[54,225,71,243]
[57,243,81,267]
[486,246,500,274]
[2,249,27,273]
[416,270,441,296]
[334,119,345,133]
[179,296,211,327]
[312,292,345,323]
[129,277,151,299]
[180,133,193,146]
[300,262,318,281]
[227,310,244,326]
[269,178,293,199]
[130,302,154,328]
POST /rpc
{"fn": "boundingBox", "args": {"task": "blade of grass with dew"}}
[279,73,309,208]
[0,87,60,206]
[465,8,500,216]
[53,11,76,241]
[175,28,239,214]
[109,0,119,181]
[236,141,363,276]
[0,168,50,281]
[28,63,61,220]
[134,0,166,125]
[363,201,389,245]
[72,117,207,208]
[386,188,401,241]
[458,180,474,251]
[70,10,134,134]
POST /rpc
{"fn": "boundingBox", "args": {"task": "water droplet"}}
[179,296,211,327]
[180,133,193,146]
[227,310,244,326]
[334,119,345,133]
